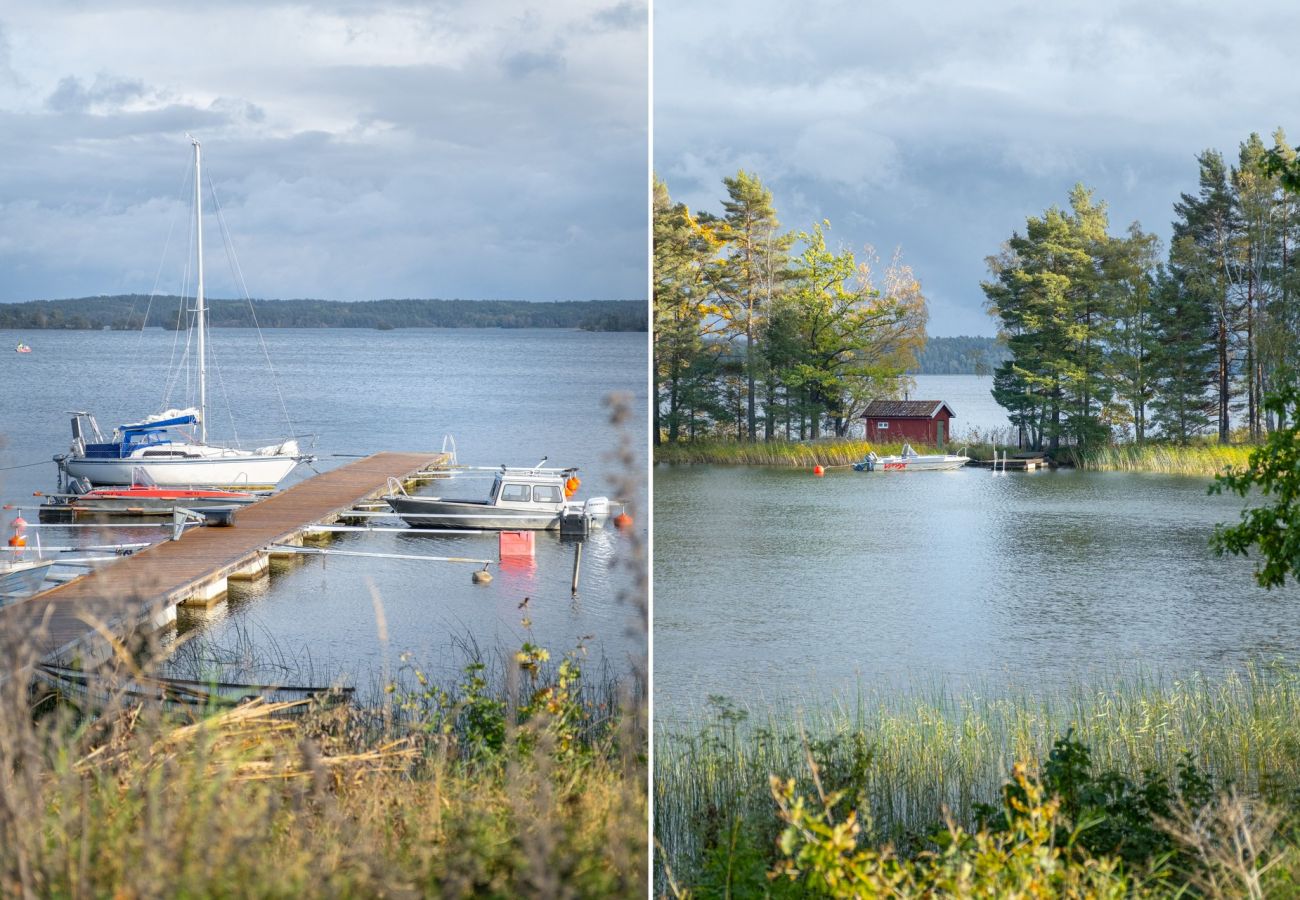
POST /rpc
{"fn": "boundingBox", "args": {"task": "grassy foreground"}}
[0,647,646,897]
[656,666,1300,896]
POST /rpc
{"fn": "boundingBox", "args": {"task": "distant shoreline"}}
[0,295,648,332]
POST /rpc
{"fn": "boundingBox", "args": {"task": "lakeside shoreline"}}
[654,437,1257,476]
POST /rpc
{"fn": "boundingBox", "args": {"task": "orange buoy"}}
[8,515,27,548]
[613,512,633,530]
[813,465,825,477]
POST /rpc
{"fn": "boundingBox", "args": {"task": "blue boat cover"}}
[119,413,198,437]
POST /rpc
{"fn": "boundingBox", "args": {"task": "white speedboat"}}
[853,443,970,472]
[385,464,612,531]
[56,137,308,489]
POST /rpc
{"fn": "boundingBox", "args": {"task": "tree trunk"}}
[745,315,757,442]
[764,377,776,441]
[1246,276,1256,441]
[1218,315,1230,444]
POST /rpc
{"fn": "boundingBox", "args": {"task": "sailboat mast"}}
[192,136,207,443]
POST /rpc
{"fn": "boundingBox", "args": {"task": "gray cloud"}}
[0,1,647,303]
[44,74,150,112]
[502,47,566,79]
[592,1,645,32]
[656,0,1299,335]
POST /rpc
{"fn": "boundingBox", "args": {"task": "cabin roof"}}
[861,400,956,419]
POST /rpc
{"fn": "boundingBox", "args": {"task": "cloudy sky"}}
[0,1,647,303]
[655,1,1300,336]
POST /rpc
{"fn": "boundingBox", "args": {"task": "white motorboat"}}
[56,138,308,489]
[384,464,612,531]
[0,557,54,605]
[853,443,970,472]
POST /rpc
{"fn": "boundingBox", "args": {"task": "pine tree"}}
[653,178,717,444]
[1150,262,1217,442]
[1172,150,1240,443]
[1104,224,1161,442]
[708,171,791,441]
[982,185,1115,451]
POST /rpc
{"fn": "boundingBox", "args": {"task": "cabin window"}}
[141,450,189,458]
[533,484,562,503]
[500,483,532,502]
[877,421,889,429]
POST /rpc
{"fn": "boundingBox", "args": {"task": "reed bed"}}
[1074,443,1257,476]
[655,664,1300,888]
[654,439,939,467]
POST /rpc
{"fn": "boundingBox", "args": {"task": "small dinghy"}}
[40,469,262,520]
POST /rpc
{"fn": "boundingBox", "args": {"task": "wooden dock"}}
[1,451,448,671]
[969,455,1047,471]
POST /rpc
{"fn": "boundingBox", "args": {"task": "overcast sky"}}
[655,1,1300,336]
[0,1,647,303]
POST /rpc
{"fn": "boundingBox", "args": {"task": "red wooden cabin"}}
[862,400,956,447]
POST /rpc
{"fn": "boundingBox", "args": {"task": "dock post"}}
[571,541,583,596]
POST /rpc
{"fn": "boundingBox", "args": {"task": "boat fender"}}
[564,475,580,498]
[614,511,632,530]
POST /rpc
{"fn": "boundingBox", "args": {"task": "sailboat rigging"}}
[56,137,310,489]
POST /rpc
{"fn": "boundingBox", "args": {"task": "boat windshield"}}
[500,483,532,502]
[533,484,562,503]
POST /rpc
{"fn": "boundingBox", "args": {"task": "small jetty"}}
[969,452,1048,471]
[1,451,448,675]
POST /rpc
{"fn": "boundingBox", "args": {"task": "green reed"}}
[1073,443,1256,475]
[654,439,945,467]
[655,664,1300,887]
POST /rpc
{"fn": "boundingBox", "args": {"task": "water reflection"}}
[655,464,1300,726]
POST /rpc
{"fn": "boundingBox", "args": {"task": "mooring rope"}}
[0,459,54,471]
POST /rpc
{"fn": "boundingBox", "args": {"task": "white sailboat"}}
[58,138,308,489]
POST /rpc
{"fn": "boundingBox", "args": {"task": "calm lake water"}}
[0,327,647,687]
[654,376,1300,728]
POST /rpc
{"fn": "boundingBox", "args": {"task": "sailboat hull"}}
[62,454,299,489]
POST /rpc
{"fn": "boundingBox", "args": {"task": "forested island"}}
[910,335,1008,375]
[655,128,1300,464]
[0,296,647,332]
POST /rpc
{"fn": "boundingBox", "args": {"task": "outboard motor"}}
[582,496,611,527]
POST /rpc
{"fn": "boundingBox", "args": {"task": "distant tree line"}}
[0,296,647,332]
[910,336,1009,375]
[654,172,928,444]
[985,129,1300,450]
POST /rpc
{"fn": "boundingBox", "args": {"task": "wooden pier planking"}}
[1,452,448,668]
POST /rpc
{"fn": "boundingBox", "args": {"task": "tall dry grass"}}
[0,597,646,898]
